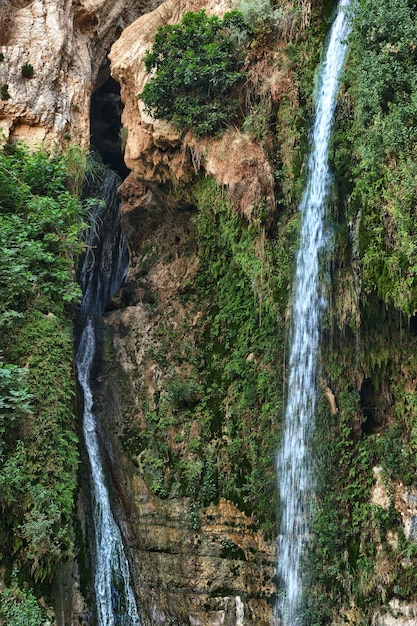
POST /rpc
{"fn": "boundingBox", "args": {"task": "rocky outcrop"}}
[97,175,277,624]
[126,479,275,626]
[371,467,417,546]
[371,601,417,626]
[109,0,276,222]
[0,0,161,147]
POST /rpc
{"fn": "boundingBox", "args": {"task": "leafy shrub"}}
[139,10,251,136]
[21,62,34,78]
[1,82,10,99]
[0,357,32,457]
[0,142,86,583]
[0,569,46,626]
[237,0,298,39]
[0,143,89,319]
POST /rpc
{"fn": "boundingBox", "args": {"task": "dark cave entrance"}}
[90,67,130,179]
[409,313,417,336]
[360,379,385,435]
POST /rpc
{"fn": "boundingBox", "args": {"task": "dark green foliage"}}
[331,0,417,315]
[21,63,34,78]
[0,569,46,626]
[0,143,88,320]
[0,142,87,597]
[139,10,251,136]
[121,177,297,529]
[1,312,80,580]
[0,358,32,457]
[1,83,10,99]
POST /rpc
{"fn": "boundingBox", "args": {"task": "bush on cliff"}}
[139,10,251,136]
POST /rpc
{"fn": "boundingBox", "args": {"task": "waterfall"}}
[78,169,129,314]
[75,170,140,626]
[275,2,352,624]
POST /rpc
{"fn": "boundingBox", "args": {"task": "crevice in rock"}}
[360,379,383,435]
[409,313,417,336]
[90,62,130,179]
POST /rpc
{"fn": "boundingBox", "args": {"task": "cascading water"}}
[78,169,129,315]
[275,2,352,624]
[75,169,140,626]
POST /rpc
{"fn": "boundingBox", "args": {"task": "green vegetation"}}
[0,142,89,614]
[119,176,299,530]
[305,0,417,622]
[21,62,34,79]
[0,569,47,626]
[332,0,417,316]
[305,302,417,624]
[1,83,10,100]
[0,143,89,319]
[139,10,251,136]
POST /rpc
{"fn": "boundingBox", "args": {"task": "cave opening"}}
[409,313,417,336]
[90,65,130,179]
[360,379,383,435]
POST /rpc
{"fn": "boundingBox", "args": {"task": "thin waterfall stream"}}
[75,169,140,626]
[275,2,352,624]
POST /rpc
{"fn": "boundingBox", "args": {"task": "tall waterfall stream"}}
[75,170,140,625]
[276,2,352,624]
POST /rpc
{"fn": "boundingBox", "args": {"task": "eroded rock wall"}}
[0,0,161,147]
[105,3,417,626]
[109,0,276,223]
[97,178,277,625]
[96,2,282,622]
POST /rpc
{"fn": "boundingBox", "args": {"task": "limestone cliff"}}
[98,184,277,624]
[109,0,276,223]
[0,0,161,147]
[3,0,417,625]
[105,1,417,624]
[97,2,286,623]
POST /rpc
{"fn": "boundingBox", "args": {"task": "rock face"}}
[1,1,279,624]
[102,15,279,621]
[0,0,161,147]
[97,175,277,624]
[109,0,276,222]
[8,1,417,625]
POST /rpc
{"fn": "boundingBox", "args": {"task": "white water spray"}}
[76,171,140,625]
[275,2,352,624]
[77,319,140,626]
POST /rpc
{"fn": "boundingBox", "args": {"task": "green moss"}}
[219,538,247,561]
[117,175,298,526]
[0,143,87,587]
[330,0,417,316]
